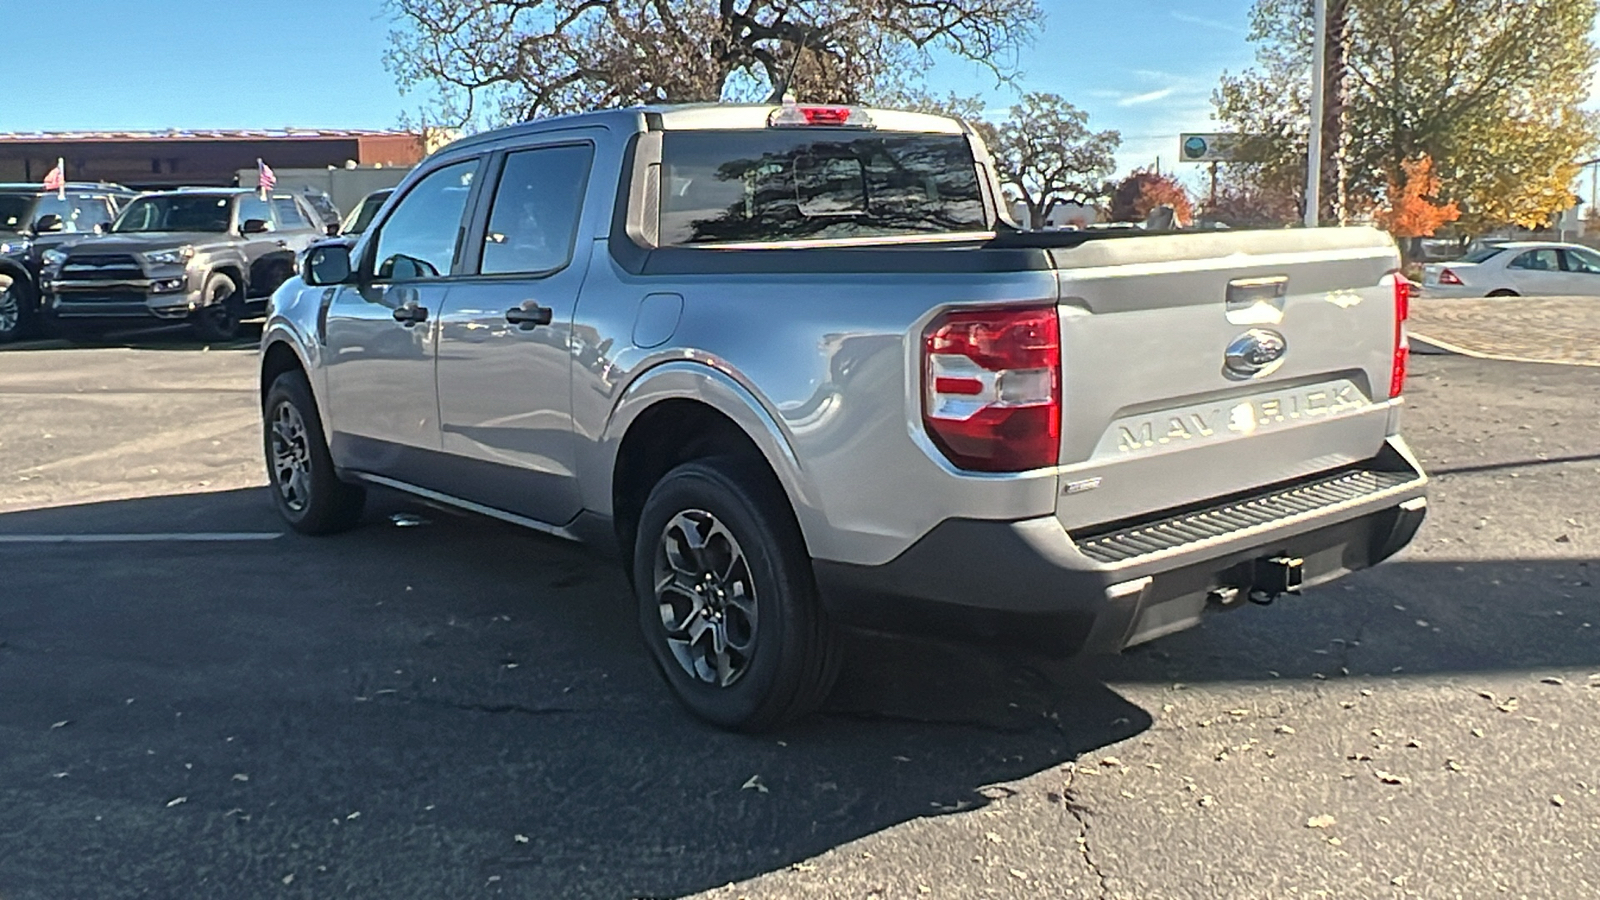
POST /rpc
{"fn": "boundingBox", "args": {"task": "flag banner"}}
[43,160,65,197]
[258,160,277,196]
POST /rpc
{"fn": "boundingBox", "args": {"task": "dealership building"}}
[0,129,431,190]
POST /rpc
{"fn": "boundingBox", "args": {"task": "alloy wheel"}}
[270,400,313,512]
[653,509,759,687]
[0,282,18,336]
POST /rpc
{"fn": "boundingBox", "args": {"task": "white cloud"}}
[1169,11,1246,34]
[1118,87,1178,107]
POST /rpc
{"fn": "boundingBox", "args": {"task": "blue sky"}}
[0,1,1592,181]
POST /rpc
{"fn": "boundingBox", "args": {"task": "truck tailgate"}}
[1047,227,1404,533]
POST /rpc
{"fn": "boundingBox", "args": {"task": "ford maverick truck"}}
[260,103,1427,731]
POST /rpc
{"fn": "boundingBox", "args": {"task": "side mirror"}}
[33,214,64,233]
[304,243,354,286]
[94,222,111,235]
[325,223,340,237]
[241,218,271,235]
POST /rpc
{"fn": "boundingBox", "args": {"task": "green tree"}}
[987,93,1120,229]
[385,0,1041,127]
[1213,0,1600,235]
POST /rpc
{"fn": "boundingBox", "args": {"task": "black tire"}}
[634,458,840,732]
[0,272,38,344]
[1486,289,1519,298]
[263,369,366,535]
[192,272,243,343]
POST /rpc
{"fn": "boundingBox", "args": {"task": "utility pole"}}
[1305,0,1327,227]
[1323,0,1350,224]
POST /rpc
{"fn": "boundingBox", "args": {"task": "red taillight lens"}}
[1390,275,1410,398]
[799,106,851,125]
[1438,268,1463,286]
[922,306,1061,472]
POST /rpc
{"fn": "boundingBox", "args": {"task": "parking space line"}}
[0,532,284,543]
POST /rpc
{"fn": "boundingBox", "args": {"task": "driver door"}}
[323,158,484,485]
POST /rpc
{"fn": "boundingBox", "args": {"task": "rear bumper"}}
[1416,284,1484,299]
[814,446,1427,656]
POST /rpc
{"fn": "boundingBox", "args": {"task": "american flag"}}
[42,158,65,198]
[257,159,277,196]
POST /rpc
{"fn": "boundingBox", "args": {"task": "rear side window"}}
[658,131,989,245]
[272,197,312,230]
[480,144,594,276]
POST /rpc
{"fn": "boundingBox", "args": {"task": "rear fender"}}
[589,361,822,547]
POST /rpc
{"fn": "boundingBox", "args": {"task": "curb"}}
[1408,330,1600,369]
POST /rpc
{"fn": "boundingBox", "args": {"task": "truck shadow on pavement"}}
[0,487,1594,899]
[0,487,1144,900]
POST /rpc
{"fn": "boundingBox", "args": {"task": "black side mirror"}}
[325,223,340,237]
[241,218,271,235]
[304,243,354,286]
[33,214,64,233]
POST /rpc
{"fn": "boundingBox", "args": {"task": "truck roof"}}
[440,103,969,157]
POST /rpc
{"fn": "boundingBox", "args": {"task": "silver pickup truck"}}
[260,103,1427,731]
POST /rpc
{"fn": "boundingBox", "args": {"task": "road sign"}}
[1180,133,1246,163]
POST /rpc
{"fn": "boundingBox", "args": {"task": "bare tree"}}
[385,0,1042,126]
[987,93,1119,229]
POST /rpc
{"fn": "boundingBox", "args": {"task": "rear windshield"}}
[658,131,989,246]
[1459,247,1504,264]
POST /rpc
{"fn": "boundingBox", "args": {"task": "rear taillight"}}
[922,306,1061,472]
[1438,268,1463,285]
[1390,275,1410,398]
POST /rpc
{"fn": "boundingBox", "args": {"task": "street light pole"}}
[1305,0,1327,228]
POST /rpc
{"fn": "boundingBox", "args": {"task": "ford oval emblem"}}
[1224,329,1288,379]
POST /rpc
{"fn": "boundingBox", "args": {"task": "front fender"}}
[585,360,826,552]
[260,280,332,425]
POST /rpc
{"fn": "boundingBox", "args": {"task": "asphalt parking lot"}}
[1,332,1597,899]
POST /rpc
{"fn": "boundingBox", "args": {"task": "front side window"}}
[113,195,233,233]
[372,160,478,281]
[480,144,594,276]
[1564,248,1600,274]
[658,130,989,246]
[237,195,274,230]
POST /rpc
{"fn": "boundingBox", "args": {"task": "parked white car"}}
[1421,242,1600,297]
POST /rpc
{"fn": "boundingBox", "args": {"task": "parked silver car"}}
[260,103,1427,730]
[1421,241,1600,297]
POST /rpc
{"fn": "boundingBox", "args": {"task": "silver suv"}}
[260,104,1427,730]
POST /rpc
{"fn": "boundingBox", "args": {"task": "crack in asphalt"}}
[1062,764,1112,899]
[369,694,584,717]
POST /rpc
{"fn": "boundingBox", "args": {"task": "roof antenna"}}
[769,28,809,103]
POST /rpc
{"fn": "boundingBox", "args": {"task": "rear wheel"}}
[0,272,34,343]
[1486,289,1519,298]
[264,369,365,534]
[192,273,242,342]
[634,459,840,732]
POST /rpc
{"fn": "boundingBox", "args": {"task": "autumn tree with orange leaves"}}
[1374,155,1460,238]
[1109,169,1195,226]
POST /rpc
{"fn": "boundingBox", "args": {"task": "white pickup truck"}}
[260,102,1428,730]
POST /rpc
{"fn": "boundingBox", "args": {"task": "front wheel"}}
[264,369,365,534]
[634,459,840,732]
[192,273,242,342]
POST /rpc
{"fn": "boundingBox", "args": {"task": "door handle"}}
[392,303,428,324]
[505,304,553,329]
